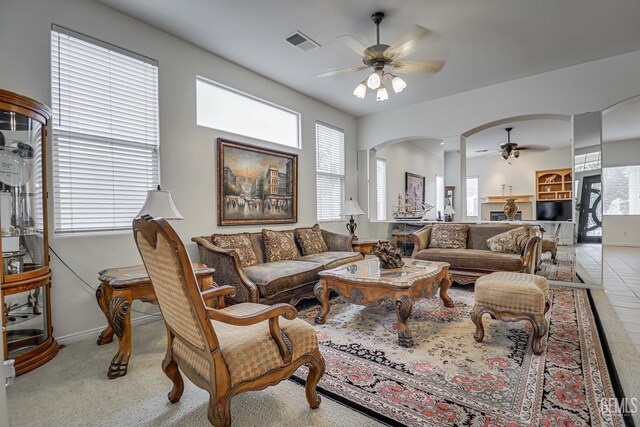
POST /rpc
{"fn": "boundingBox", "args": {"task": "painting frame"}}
[405,172,426,208]
[217,138,298,226]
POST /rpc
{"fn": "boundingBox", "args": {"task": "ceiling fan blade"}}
[386,25,433,60]
[391,60,445,74]
[518,145,549,152]
[333,35,368,58]
[315,65,368,79]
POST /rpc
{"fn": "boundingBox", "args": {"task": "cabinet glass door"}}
[0,109,45,277]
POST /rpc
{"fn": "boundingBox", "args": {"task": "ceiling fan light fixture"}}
[376,85,388,102]
[391,75,406,93]
[353,81,367,99]
[513,150,520,158]
[501,150,509,160]
[366,71,381,90]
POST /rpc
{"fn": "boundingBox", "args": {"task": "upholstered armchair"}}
[133,215,325,427]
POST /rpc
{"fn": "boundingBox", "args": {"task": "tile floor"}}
[576,244,640,353]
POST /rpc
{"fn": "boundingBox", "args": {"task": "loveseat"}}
[192,225,362,305]
[411,223,542,284]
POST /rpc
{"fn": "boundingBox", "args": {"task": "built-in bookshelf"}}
[536,168,572,201]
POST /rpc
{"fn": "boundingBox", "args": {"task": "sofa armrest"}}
[191,236,260,303]
[522,226,543,274]
[411,226,432,256]
[321,229,354,252]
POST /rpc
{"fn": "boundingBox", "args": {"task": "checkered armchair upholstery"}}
[132,215,325,426]
[136,232,209,351]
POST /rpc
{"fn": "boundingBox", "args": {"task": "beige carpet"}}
[6,319,383,427]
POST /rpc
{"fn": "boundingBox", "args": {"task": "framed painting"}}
[217,138,297,225]
[405,172,426,208]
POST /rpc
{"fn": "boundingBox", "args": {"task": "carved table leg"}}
[395,296,414,347]
[107,294,132,379]
[96,283,114,345]
[314,280,330,325]
[439,271,454,308]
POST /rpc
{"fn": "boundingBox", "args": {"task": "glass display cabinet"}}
[0,89,59,375]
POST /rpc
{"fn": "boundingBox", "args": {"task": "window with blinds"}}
[196,77,301,149]
[51,26,159,233]
[377,158,387,220]
[436,175,444,216]
[466,176,479,217]
[316,122,345,222]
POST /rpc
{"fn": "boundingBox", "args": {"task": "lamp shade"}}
[136,187,184,220]
[342,199,365,216]
[444,205,456,215]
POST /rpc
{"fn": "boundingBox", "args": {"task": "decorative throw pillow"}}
[262,229,299,262]
[486,227,530,254]
[428,224,469,249]
[295,224,328,255]
[212,233,258,267]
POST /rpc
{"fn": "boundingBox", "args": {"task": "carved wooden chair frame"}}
[133,215,325,426]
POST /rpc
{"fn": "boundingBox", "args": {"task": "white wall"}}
[376,141,444,221]
[467,147,572,201]
[0,0,357,340]
[358,50,640,150]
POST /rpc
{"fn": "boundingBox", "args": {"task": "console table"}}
[352,238,389,256]
[95,263,216,379]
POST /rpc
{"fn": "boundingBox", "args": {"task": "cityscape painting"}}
[217,138,297,225]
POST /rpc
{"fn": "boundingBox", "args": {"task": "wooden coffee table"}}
[314,258,452,347]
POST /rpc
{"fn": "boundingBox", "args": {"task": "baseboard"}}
[55,313,162,346]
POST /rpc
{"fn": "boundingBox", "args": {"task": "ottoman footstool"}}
[471,272,550,355]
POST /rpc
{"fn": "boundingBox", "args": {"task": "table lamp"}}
[342,197,365,240]
[136,185,184,220]
[444,204,455,222]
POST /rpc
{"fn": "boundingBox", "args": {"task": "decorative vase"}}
[503,198,518,221]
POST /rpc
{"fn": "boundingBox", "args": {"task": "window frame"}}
[466,176,480,218]
[315,121,345,223]
[51,25,160,234]
[196,76,301,149]
[376,158,387,221]
[603,165,640,216]
[436,175,444,217]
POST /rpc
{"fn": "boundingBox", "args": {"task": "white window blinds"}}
[377,158,387,220]
[466,177,479,217]
[436,175,444,216]
[196,77,301,149]
[316,122,345,222]
[51,26,159,233]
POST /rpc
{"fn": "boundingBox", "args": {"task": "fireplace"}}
[490,211,523,221]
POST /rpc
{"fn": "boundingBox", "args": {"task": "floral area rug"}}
[537,252,579,283]
[293,286,623,426]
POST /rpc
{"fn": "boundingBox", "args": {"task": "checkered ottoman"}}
[471,272,550,355]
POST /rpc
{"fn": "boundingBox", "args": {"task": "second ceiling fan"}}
[316,12,446,101]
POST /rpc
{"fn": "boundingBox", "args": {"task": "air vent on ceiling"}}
[284,31,320,52]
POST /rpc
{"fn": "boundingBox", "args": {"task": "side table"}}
[391,230,415,256]
[352,238,389,256]
[95,263,215,379]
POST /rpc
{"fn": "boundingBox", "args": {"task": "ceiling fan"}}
[315,11,445,101]
[501,127,520,160]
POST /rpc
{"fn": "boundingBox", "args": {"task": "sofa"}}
[411,223,542,285]
[192,226,362,305]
